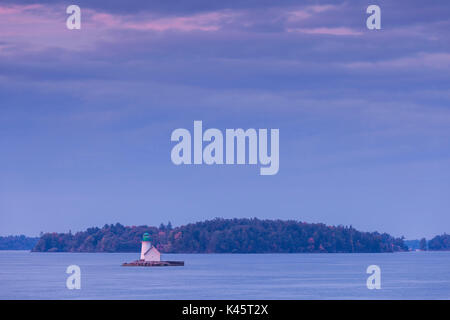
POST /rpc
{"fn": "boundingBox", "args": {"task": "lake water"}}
[0,251,449,299]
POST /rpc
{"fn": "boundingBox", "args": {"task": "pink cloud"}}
[88,12,122,28]
[83,10,238,32]
[0,4,66,43]
[0,4,42,15]
[346,53,450,70]
[308,5,339,13]
[287,27,363,36]
[0,4,236,53]
[123,12,236,32]
[0,4,234,54]
[287,10,311,21]
[287,5,338,22]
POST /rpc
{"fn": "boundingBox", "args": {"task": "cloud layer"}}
[1,0,450,238]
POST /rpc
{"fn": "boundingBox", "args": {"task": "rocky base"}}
[122,260,184,267]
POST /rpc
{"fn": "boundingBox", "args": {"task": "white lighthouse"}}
[122,232,183,267]
[140,233,161,262]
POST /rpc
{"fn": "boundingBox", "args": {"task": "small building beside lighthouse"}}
[140,233,161,262]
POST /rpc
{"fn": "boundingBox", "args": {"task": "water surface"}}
[0,251,449,299]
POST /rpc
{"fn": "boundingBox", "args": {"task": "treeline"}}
[428,234,450,251]
[33,218,408,253]
[405,234,450,251]
[0,235,40,250]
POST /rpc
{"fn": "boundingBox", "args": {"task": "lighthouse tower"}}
[140,233,161,262]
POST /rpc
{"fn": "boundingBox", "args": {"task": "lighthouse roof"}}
[142,233,151,242]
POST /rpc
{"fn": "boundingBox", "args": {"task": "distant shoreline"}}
[2,249,450,254]
[3,219,448,253]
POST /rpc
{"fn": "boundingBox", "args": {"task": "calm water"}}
[0,251,449,299]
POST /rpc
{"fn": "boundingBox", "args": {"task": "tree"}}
[428,234,450,251]
[419,238,427,251]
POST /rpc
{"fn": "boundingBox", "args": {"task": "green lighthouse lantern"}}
[142,233,151,242]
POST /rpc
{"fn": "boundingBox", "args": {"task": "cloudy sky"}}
[1,0,449,239]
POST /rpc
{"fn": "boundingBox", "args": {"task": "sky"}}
[0,0,449,239]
